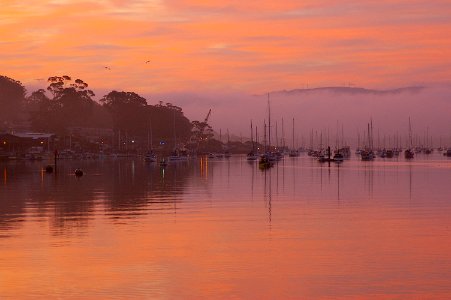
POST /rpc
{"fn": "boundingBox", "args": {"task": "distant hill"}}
[262,86,425,96]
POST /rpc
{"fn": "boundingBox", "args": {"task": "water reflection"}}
[2,154,451,298]
[0,159,196,237]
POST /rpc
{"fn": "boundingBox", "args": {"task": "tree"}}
[28,76,96,134]
[27,89,56,132]
[191,120,214,152]
[101,91,148,136]
[147,102,192,145]
[47,76,95,127]
[0,75,26,126]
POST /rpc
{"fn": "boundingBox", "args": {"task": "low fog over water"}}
[159,85,451,146]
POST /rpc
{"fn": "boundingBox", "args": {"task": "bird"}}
[104,66,111,70]
[145,60,150,64]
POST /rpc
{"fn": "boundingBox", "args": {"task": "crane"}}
[204,109,211,123]
[190,109,212,153]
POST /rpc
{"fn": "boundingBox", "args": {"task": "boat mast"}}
[251,120,254,151]
[267,93,271,152]
[409,117,412,149]
[282,117,285,150]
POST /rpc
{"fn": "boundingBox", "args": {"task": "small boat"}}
[338,146,351,159]
[361,150,375,161]
[247,151,259,161]
[386,149,394,158]
[404,149,414,159]
[317,153,327,163]
[444,149,451,157]
[144,151,157,162]
[333,152,344,162]
[169,149,189,161]
[289,149,300,157]
[259,154,274,169]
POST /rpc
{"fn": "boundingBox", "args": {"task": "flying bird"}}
[145,60,150,64]
[104,66,111,70]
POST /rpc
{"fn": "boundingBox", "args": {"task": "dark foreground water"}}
[1,154,451,299]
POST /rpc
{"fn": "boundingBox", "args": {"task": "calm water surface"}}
[1,154,451,299]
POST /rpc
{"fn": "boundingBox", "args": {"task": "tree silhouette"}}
[0,75,26,127]
[101,91,148,137]
[28,76,96,134]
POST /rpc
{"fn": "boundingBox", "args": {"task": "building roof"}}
[3,132,55,139]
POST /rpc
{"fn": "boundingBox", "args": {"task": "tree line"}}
[0,75,197,147]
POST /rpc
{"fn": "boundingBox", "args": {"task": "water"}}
[1,154,451,298]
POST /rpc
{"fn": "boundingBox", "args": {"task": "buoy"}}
[74,169,83,177]
[45,165,53,173]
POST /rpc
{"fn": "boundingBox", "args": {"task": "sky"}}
[1,0,451,140]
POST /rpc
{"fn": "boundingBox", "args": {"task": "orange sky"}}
[1,0,451,94]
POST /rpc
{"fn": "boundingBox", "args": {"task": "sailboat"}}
[259,94,275,169]
[404,117,414,159]
[361,121,375,161]
[289,118,300,157]
[169,110,188,161]
[259,123,274,168]
[247,120,259,161]
[144,117,157,162]
[224,129,232,158]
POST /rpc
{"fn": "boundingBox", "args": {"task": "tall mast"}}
[255,126,258,148]
[282,117,285,149]
[370,119,374,150]
[409,117,412,148]
[267,93,271,152]
[250,120,254,151]
[292,118,295,150]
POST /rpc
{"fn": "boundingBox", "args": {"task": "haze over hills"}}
[265,86,426,96]
[157,84,451,147]
[13,78,451,147]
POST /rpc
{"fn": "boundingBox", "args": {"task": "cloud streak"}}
[0,0,450,94]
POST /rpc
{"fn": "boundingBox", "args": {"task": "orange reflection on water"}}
[1,157,451,298]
